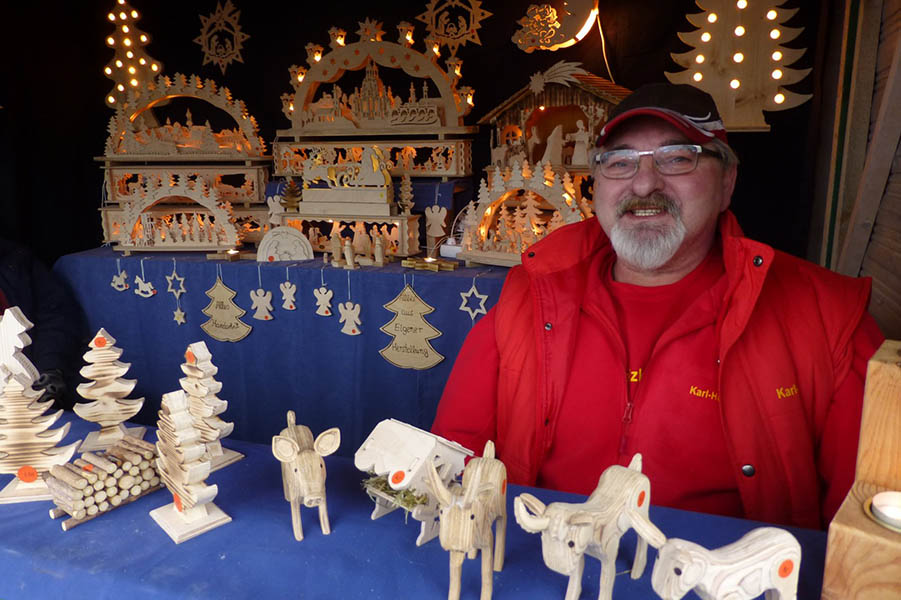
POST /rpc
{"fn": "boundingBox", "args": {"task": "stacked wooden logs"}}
[45,435,163,531]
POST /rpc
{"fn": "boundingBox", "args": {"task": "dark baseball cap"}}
[596,82,728,146]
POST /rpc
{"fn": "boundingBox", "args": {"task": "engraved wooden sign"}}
[379,284,444,370]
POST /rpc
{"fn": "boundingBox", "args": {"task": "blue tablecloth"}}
[53,248,507,455]
[0,416,827,600]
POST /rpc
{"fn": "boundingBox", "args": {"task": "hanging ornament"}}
[194,0,250,75]
[166,259,187,325]
[459,273,489,322]
[280,266,297,311]
[338,271,361,336]
[201,266,252,342]
[380,277,444,370]
[134,258,156,298]
[249,264,274,321]
[111,258,129,292]
[313,268,333,317]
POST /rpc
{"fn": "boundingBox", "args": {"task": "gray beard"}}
[608,195,687,271]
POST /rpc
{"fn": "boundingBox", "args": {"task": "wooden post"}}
[821,339,901,599]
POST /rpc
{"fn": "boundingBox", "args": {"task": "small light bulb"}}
[123,38,132,46]
[701,32,712,42]
[730,79,741,89]
[297,73,304,82]
[117,0,124,4]
[139,57,146,64]
[117,84,125,91]
[733,52,744,63]
[122,25,129,33]
[693,72,703,82]
[108,13,116,21]
[772,69,783,79]
[734,25,746,36]
[695,54,705,64]
[708,13,718,23]
[539,105,546,111]
[126,50,134,58]
[737,0,747,7]
[772,50,783,61]
[104,67,112,75]
[130,79,138,86]
[140,34,147,42]
[106,36,115,45]
[774,93,786,104]
[128,66,136,74]
[151,64,159,71]
[131,10,138,18]
[107,95,116,104]
[115,60,123,68]
[770,28,781,39]
[767,9,778,20]
[119,11,126,19]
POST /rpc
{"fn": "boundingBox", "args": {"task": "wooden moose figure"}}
[514,454,666,600]
[426,440,507,600]
[271,411,341,541]
[651,527,801,600]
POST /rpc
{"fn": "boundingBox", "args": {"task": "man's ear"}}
[719,164,737,212]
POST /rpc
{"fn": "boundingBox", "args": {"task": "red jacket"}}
[433,212,881,529]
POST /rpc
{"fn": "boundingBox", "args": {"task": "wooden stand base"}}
[150,502,231,544]
[78,425,147,453]
[0,477,52,504]
[209,448,245,473]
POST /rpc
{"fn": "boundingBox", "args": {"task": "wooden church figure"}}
[74,328,145,452]
[271,411,341,541]
[514,454,666,600]
[651,528,801,600]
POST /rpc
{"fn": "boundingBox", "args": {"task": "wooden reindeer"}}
[426,440,507,600]
[514,454,666,600]
[651,527,801,600]
[271,411,340,541]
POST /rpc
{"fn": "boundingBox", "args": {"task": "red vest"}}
[491,212,871,528]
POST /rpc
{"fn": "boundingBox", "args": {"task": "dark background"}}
[0,0,829,268]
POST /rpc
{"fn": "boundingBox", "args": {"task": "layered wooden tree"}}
[150,389,231,543]
[74,329,146,451]
[0,307,80,503]
[179,341,243,472]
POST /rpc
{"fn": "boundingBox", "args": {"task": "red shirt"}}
[538,246,744,517]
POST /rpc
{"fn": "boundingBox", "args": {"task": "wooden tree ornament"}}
[651,527,801,600]
[425,440,507,600]
[821,339,901,599]
[102,1,162,108]
[0,307,80,503]
[74,328,145,452]
[514,454,666,600]
[150,389,231,544]
[271,411,340,541]
[666,0,811,131]
[180,341,243,472]
[201,276,252,342]
[379,284,444,370]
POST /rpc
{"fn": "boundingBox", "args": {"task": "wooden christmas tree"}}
[279,178,302,212]
[666,0,810,130]
[379,285,444,370]
[74,328,146,452]
[0,307,80,503]
[201,277,252,342]
[103,1,163,108]
[150,389,231,543]
[179,341,243,472]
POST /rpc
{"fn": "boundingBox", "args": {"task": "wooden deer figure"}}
[271,411,340,541]
[426,440,507,600]
[651,527,801,600]
[514,454,666,600]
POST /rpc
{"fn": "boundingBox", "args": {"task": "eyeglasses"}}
[594,144,723,179]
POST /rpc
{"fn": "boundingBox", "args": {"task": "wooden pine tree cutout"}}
[379,284,444,369]
[201,277,252,342]
[74,329,146,452]
[0,307,80,503]
[103,1,162,108]
[179,341,243,472]
[150,389,231,544]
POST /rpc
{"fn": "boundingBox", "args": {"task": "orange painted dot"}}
[390,56,396,63]
[391,470,405,485]
[152,289,157,295]
[82,463,95,472]
[378,47,384,54]
[173,493,183,512]
[265,315,271,320]
[344,59,349,66]
[354,49,360,55]
[268,255,275,262]
[414,65,420,71]
[637,491,646,507]
[17,465,38,483]
[352,329,357,334]
[185,350,196,364]
[778,560,793,578]
[94,336,107,348]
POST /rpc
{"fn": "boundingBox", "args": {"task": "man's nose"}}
[630,155,664,197]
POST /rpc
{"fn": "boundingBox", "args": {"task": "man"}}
[432,83,884,529]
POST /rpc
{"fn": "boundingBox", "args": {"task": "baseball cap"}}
[596,82,728,146]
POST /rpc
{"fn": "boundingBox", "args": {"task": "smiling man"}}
[432,83,884,529]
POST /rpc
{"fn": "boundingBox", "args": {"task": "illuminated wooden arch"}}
[106,73,265,156]
[283,39,470,133]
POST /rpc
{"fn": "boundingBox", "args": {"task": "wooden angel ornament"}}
[271,411,340,541]
[74,328,145,451]
[651,527,801,600]
[0,307,80,502]
[179,341,243,472]
[425,440,507,600]
[150,389,231,543]
[514,454,666,600]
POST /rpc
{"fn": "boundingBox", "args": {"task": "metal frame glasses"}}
[594,144,723,179]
